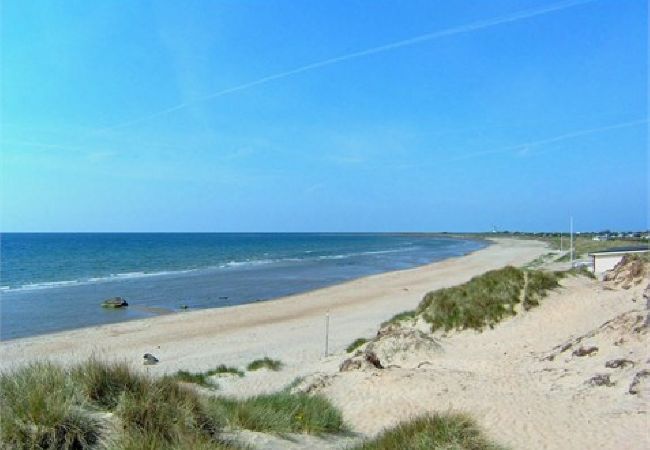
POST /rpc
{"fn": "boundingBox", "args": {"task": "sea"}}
[0,233,486,340]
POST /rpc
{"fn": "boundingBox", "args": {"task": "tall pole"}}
[570,216,574,265]
[560,233,563,252]
[324,312,330,357]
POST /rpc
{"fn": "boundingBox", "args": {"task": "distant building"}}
[589,247,650,274]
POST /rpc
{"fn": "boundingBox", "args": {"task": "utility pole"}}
[570,216,574,265]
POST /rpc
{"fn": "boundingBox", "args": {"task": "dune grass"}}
[246,357,283,371]
[381,310,417,328]
[0,362,100,449]
[172,365,244,388]
[353,413,506,450]
[346,337,370,353]
[1,358,344,449]
[416,266,566,331]
[417,266,525,331]
[206,392,346,434]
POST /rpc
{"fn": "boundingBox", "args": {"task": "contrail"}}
[452,118,648,161]
[99,0,596,132]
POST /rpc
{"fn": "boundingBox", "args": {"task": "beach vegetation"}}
[246,357,283,371]
[352,413,505,450]
[346,338,370,353]
[417,266,565,331]
[206,392,346,434]
[172,365,244,387]
[72,356,145,408]
[1,358,346,448]
[0,361,101,449]
[417,266,525,331]
[381,310,416,327]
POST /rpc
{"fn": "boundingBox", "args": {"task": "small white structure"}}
[589,248,649,274]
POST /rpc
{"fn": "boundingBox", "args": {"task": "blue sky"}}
[1,0,647,232]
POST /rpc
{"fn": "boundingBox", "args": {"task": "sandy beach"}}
[2,237,648,450]
[0,238,545,372]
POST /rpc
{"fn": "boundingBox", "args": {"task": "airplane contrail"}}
[451,118,649,161]
[99,0,597,132]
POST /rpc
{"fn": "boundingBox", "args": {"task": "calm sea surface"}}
[0,233,486,339]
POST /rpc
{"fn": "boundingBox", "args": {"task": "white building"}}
[589,248,649,274]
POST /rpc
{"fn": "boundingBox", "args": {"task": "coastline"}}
[0,238,546,371]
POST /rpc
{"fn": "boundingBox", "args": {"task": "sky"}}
[1,0,647,232]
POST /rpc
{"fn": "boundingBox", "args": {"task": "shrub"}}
[353,413,506,450]
[246,357,283,371]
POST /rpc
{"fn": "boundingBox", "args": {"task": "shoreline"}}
[0,238,546,371]
[0,235,487,340]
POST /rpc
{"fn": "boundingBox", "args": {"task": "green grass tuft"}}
[173,370,217,388]
[71,356,145,409]
[346,338,370,353]
[0,361,101,449]
[206,392,346,434]
[246,357,283,371]
[381,310,416,328]
[205,365,244,378]
[352,413,506,450]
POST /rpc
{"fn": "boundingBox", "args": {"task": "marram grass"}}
[353,413,506,450]
[0,358,345,449]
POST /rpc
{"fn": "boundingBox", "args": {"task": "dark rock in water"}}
[143,353,159,365]
[586,374,614,387]
[219,296,228,300]
[605,359,635,369]
[102,297,128,308]
[572,346,598,357]
[180,305,189,310]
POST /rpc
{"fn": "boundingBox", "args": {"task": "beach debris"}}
[628,369,650,395]
[605,359,635,369]
[101,297,128,308]
[143,353,159,365]
[586,374,614,387]
[573,346,598,357]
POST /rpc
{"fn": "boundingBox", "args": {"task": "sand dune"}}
[5,238,647,449]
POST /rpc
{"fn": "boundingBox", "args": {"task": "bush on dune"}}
[353,413,506,450]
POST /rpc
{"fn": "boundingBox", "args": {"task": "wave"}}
[0,246,418,292]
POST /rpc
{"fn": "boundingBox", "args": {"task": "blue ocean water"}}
[0,233,486,339]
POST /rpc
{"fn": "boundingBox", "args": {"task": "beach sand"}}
[0,238,545,373]
[3,238,647,449]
